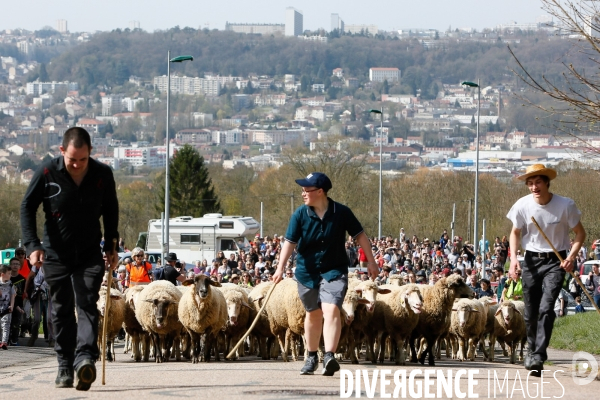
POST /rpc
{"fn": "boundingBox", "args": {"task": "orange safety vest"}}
[127,261,152,284]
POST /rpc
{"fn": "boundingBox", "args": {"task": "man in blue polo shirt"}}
[273,172,378,377]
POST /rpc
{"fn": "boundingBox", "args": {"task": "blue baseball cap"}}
[295,172,332,192]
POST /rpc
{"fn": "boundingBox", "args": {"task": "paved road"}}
[1,337,598,399]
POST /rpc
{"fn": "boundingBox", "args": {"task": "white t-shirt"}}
[506,193,580,252]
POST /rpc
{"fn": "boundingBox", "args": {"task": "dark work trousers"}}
[44,259,104,369]
[522,251,566,362]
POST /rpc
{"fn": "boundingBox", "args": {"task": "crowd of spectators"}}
[2,230,599,350]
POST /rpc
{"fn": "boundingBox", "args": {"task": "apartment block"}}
[114,146,167,168]
[345,24,378,35]
[285,7,303,36]
[225,23,285,35]
[26,81,79,96]
[153,75,222,97]
[101,94,124,116]
[331,14,344,32]
[57,19,68,33]
[369,67,401,82]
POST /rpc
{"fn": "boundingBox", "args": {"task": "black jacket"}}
[21,156,119,266]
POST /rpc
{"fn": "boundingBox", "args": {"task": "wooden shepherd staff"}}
[226,282,277,360]
[530,216,600,315]
[102,238,118,385]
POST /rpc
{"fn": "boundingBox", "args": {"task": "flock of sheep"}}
[96,272,527,366]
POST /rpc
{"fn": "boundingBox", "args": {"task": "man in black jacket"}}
[21,127,119,391]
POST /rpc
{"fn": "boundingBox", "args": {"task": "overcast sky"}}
[1,0,547,33]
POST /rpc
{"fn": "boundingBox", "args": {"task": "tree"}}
[300,75,310,92]
[38,63,49,82]
[509,0,600,158]
[18,156,37,171]
[157,144,221,217]
[382,79,389,95]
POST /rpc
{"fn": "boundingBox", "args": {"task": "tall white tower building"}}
[331,13,344,32]
[285,7,303,36]
[57,19,68,33]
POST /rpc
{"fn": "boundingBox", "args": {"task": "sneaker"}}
[55,369,74,388]
[0,342,7,350]
[75,359,96,391]
[322,353,341,376]
[300,355,318,375]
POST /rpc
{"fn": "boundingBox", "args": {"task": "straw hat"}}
[517,164,557,181]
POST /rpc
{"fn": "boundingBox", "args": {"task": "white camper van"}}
[146,213,260,264]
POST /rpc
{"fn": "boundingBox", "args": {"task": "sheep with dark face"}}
[135,280,183,363]
[407,274,475,366]
[343,279,391,364]
[178,274,228,363]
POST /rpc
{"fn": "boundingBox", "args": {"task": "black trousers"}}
[44,259,104,369]
[522,251,566,362]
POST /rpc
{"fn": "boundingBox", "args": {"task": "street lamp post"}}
[164,52,193,261]
[461,80,480,256]
[369,108,384,240]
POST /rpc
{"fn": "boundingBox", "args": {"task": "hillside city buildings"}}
[1,11,597,185]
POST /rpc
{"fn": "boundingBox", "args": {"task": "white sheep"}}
[218,284,252,359]
[371,284,423,365]
[247,282,279,360]
[490,300,527,364]
[178,274,228,363]
[387,275,404,286]
[479,301,501,361]
[135,280,183,363]
[97,286,126,362]
[264,277,306,362]
[123,285,151,362]
[449,298,492,361]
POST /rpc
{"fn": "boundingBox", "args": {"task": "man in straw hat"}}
[506,164,586,376]
[272,172,378,377]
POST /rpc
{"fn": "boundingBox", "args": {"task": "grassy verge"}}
[550,312,600,354]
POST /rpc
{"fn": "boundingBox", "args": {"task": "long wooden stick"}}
[530,216,600,315]
[226,282,277,360]
[102,239,117,385]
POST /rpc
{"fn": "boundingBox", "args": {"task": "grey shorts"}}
[296,274,348,312]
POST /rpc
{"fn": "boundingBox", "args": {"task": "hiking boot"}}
[75,359,96,391]
[300,355,318,375]
[55,369,74,388]
[322,353,341,376]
